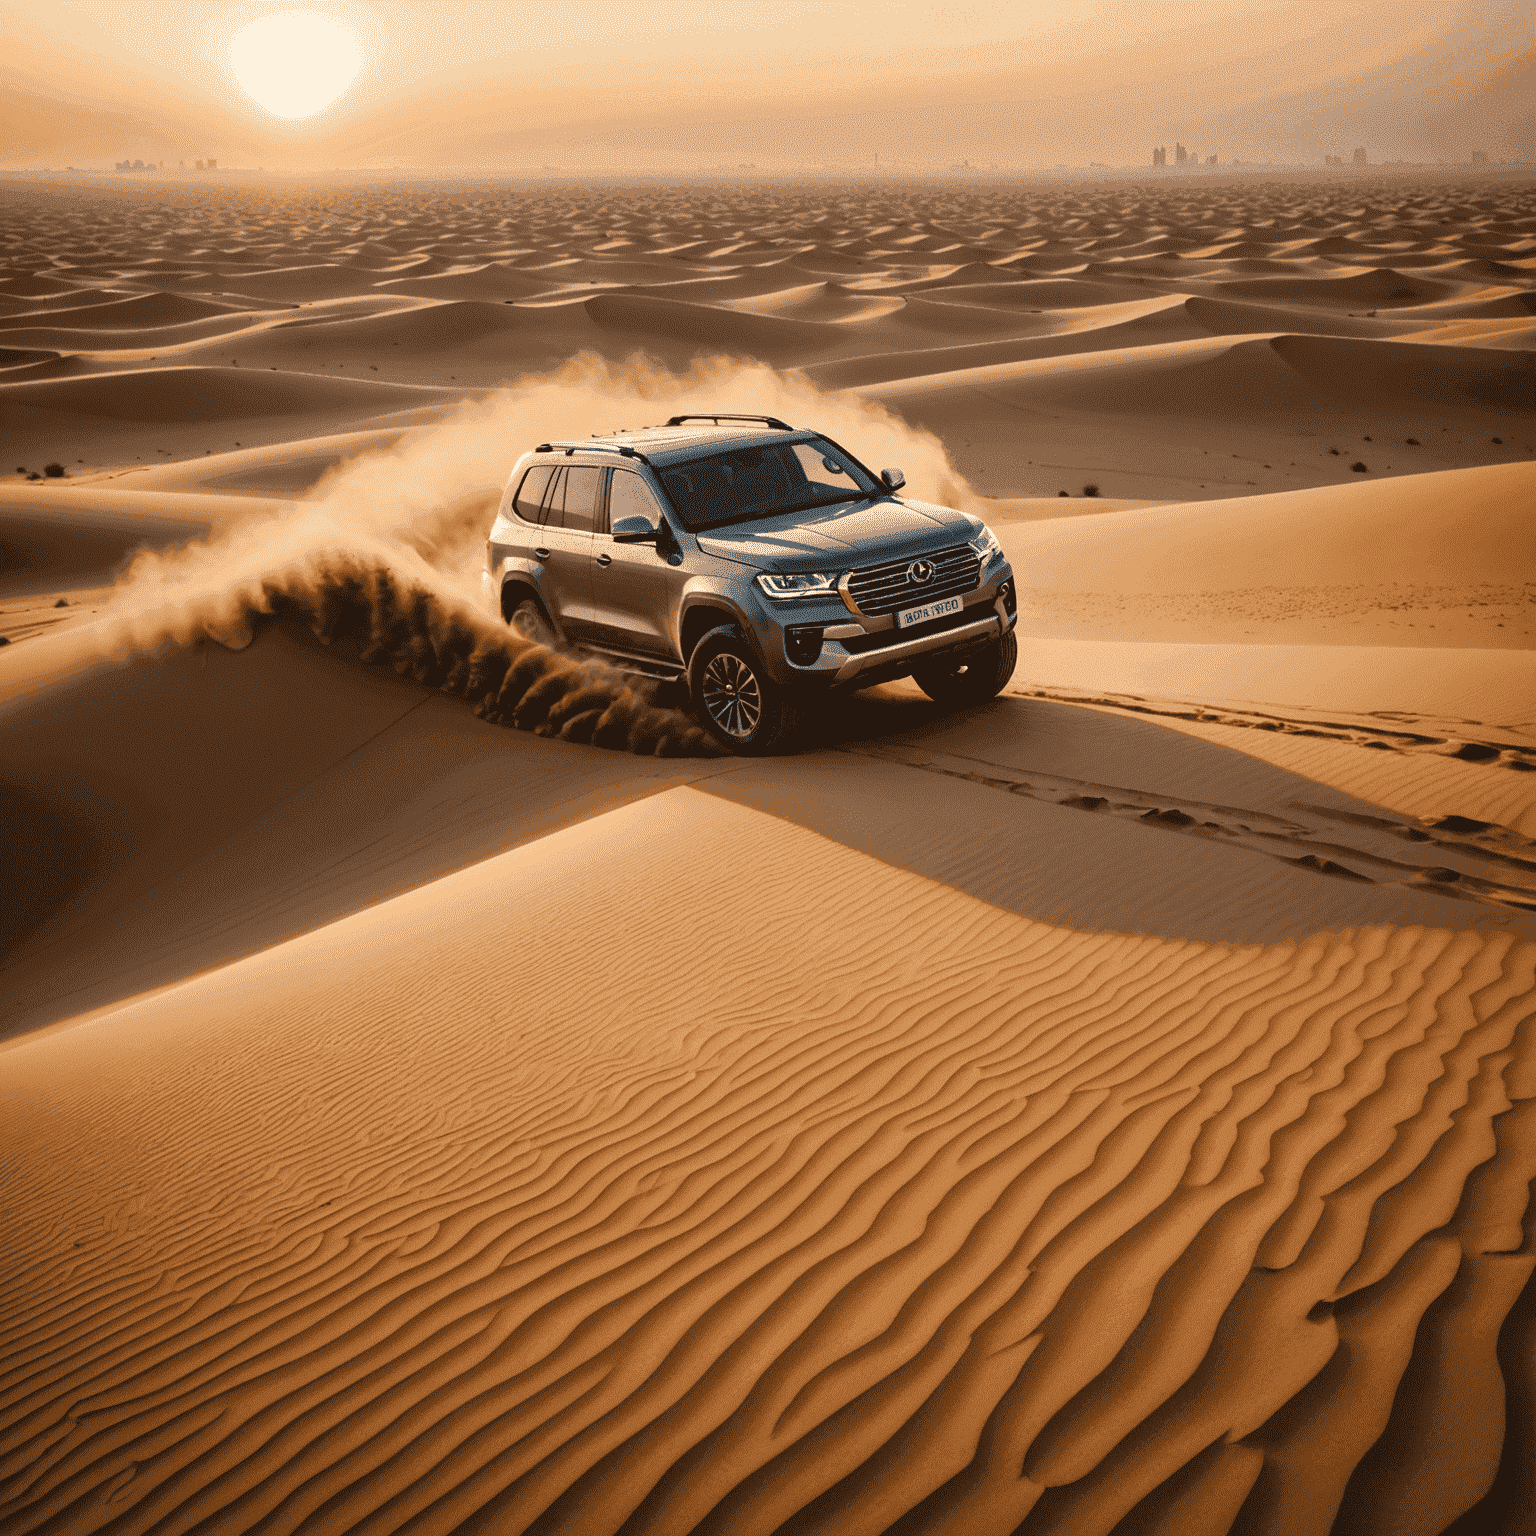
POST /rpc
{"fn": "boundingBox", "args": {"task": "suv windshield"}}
[658,437,881,531]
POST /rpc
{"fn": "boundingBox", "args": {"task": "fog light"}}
[998,579,1016,617]
[786,625,824,666]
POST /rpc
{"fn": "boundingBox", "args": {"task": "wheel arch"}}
[499,576,544,623]
[679,601,744,665]
[499,577,567,647]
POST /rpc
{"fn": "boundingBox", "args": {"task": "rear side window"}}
[512,465,552,523]
[560,467,601,533]
[541,468,566,527]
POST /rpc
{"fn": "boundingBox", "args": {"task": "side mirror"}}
[611,514,658,543]
[880,467,906,492]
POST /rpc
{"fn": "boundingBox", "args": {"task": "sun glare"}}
[230,10,364,119]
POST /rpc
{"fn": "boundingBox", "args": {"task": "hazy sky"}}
[4,0,1531,167]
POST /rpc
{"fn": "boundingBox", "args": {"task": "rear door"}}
[536,465,602,641]
[588,468,689,660]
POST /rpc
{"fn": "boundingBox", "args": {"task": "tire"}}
[911,629,1017,707]
[688,626,803,755]
[507,593,556,648]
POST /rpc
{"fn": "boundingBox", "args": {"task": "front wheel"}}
[912,629,1017,707]
[689,627,802,755]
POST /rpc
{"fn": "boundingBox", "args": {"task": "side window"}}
[541,467,566,528]
[562,467,601,533]
[607,470,663,534]
[513,465,552,524]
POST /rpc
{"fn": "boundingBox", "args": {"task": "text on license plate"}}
[895,595,963,630]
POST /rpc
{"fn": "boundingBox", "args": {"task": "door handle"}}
[596,552,612,567]
[534,547,550,560]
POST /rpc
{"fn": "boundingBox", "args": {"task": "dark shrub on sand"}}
[44,463,65,478]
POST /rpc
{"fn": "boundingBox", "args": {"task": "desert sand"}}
[2,173,1535,1536]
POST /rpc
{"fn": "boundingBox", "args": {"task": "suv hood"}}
[695,496,979,571]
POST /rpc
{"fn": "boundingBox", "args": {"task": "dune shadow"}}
[700,689,1535,947]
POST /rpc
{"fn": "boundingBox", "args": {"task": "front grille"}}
[845,544,980,617]
[838,601,986,654]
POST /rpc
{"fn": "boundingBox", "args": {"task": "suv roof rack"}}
[537,440,652,463]
[664,414,794,431]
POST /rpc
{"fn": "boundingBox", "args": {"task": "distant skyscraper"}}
[1472,150,1488,165]
[1175,142,1187,166]
[1206,154,1217,165]
[1153,146,1166,166]
[1353,146,1367,165]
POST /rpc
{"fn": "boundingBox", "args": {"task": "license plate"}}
[895,595,963,630]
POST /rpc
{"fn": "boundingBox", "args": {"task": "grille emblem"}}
[907,559,935,586]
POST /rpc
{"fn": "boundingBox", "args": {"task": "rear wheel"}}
[689,626,802,755]
[912,630,1017,707]
[507,593,556,648]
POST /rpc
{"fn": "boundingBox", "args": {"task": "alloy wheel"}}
[701,653,763,739]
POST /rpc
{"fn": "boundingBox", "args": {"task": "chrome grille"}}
[845,544,980,617]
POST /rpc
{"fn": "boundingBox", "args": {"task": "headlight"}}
[969,524,1001,565]
[756,571,840,599]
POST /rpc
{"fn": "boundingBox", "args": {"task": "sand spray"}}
[102,353,980,755]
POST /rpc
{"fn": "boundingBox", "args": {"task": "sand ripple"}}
[1,791,1533,1535]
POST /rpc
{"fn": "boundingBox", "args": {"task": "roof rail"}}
[539,439,651,463]
[664,414,794,431]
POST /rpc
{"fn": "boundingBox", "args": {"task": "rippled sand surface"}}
[3,174,1535,1536]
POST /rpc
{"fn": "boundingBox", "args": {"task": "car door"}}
[589,468,689,659]
[535,464,601,641]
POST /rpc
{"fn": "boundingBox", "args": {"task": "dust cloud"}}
[102,352,980,755]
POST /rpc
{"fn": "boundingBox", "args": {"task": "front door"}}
[535,464,601,642]
[589,468,689,660]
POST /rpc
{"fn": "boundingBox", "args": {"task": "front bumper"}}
[754,559,1016,687]
[831,610,1008,683]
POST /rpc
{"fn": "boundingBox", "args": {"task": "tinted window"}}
[513,465,552,523]
[658,436,879,531]
[561,467,601,533]
[541,468,566,527]
[607,470,663,534]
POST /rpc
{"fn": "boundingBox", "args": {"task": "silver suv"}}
[481,414,1018,753]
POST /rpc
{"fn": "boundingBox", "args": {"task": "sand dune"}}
[0,622,706,1036]
[585,291,849,361]
[3,172,1535,1536]
[999,460,1536,649]
[4,177,1528,494]
[868,328,1532,499]
[112,426,418,496]
[2,786,1532,1536]
[375,265,578,302]
[0,346,66,371]
[242,299,601,367]
[3,365,460,471]
[0,291,274,331]
[1203,267,1458,308]
[0,488,221,599]
[3,365,450,423]
[728,282,908,326]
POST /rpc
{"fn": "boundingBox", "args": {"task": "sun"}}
[230,10,364,119]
